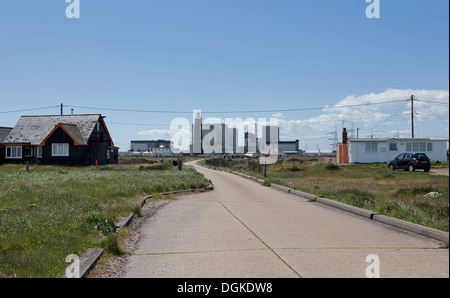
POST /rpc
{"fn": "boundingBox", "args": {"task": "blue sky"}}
[0,0,448,152]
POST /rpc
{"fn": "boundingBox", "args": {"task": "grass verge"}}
[203,157,449,233]
[0,160,210,277]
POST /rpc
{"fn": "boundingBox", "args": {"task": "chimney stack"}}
[342,128,348,144]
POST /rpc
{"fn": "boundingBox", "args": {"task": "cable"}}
[416,99,449,106]
[65,99,408,115]
[0,106,60,114]
[416,99,449,125]
[368,100,409,133]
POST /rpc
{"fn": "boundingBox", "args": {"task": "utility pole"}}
[60,103,64,116]
[410,95,414,138]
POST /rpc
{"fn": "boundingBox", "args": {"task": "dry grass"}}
[207,157,449,232]
[0,159,210,277]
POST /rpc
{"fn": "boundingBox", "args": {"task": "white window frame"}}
[6,146,22,159]
[36,146,43,158]
[52,143,69,157]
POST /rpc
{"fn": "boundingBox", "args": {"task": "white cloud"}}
[136,129,173,140]
[133,89,448,151]
[280,88,449,142]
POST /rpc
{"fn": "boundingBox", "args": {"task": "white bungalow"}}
[347,138,448,163]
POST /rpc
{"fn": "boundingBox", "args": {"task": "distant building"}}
[2,114,119,166]
[277,140,303,156]
[200,123,238,155]
[190,111,302,157]
[129,140,175,156]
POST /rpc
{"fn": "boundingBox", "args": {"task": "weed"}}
[325,163,340,170]
[84,213,117,235]
[98,234,125,256]
[0,163,210,277]
[275,166,306,172]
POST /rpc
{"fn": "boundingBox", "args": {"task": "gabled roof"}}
[3,114,103,145]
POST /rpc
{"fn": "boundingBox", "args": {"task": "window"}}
[52,143,69,156]
[415,142,426,151]
[406,142,432,152]
[365,142,378,153]
[24,147,33,157]
[389,143,398,151]
[36,146,43,158]
[6,146,22,159]
[406,143,412,152]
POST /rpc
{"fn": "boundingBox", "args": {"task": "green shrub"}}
[98,234,125,256]
[276,166,306,172]
[325,163,340,170]
[83,213,117,235]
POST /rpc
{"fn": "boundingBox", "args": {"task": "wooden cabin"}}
[2,114,119,166]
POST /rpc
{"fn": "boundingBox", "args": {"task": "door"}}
[393,153,404,168]
[400,153,412,168]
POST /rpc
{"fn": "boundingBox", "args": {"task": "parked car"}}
[388,153,431,172]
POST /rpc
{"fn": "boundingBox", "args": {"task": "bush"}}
[275,166,306,172]
[325,163,340,170]
[98,234,125,256]
[138,164,170,171]
[84,213,117,235]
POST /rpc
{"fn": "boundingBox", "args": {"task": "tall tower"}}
[192,110,202,154]
[328,126,338,153]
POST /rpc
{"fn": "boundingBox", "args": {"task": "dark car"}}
[388,153,431,172]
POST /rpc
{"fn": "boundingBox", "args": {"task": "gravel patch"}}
[89,198,173,278]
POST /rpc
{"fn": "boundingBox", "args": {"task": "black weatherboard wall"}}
[43,121,117,166]
[84,119,115,166]
[0,127,13,165]
[43,126,88,166]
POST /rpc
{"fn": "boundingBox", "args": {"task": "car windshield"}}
[415,153,428,159]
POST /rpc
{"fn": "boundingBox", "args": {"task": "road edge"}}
[229,170,449,244]
[62,184,214,278]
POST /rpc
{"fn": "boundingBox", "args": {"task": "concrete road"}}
[123,161,449,278]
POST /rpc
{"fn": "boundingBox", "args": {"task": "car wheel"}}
[424,168,430,172]
[408,164,415,172]
[389,164,395,171]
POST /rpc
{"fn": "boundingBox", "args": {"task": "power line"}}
[0,105,60,114]
[416,99,449,106]
[65,99,408,115]
[368,100,409,133]
[416,99,449,125]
